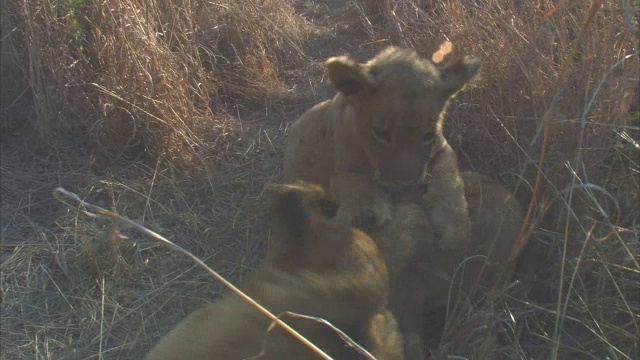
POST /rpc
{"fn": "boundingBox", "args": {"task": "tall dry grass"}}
[352,0,639,358]
[2,1,309,358]
[1,0,638,359]
[2,0,310,166]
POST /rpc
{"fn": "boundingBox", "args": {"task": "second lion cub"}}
[145,183,403,360]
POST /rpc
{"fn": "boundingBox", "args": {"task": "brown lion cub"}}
[373,171,525,359]
[284,173,525,359]
[284,46,480,252]
[144,182,404,360]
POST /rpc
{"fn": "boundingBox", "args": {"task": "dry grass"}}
[350,0,639,358]
[0,130,287,358]
[2,0,310,167]
[1,0,639,359]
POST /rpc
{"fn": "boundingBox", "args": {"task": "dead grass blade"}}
[268,312,377,360]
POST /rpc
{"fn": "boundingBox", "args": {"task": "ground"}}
[1,1,638,359]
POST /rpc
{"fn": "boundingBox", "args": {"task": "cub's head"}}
[264,182,387,280]
[327,47,480,187]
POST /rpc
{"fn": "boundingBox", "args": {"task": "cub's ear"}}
[264,181,325,203]
[265,181,336,220]
[438,56,481,99]
[264,183,311,239]
[326,56,375,97]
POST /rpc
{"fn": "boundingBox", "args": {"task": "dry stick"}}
[52,187,334,360]
[98,277,106,360]
[275,312,377,360]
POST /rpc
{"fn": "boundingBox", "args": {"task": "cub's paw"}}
[369,311,404,360]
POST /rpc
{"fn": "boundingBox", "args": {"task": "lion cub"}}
[289,173,524,359]
[144,183,403,360]
[374,171,525,358]
[284,47,480,251]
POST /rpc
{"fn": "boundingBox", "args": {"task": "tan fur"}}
[145,183,404,360]
[372,171,525,358]
[284,46,479,252]
[375,172,525,300]
[284,173,524,359]
[284,47,483,359]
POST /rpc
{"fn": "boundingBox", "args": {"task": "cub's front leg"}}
[389,261,430,360]
[421,144,471,250]
[330,173,392,232]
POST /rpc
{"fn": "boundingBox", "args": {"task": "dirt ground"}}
[2,1,639,359]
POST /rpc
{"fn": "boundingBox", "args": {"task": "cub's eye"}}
[372,128,392,144]
[423,132,436,145]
